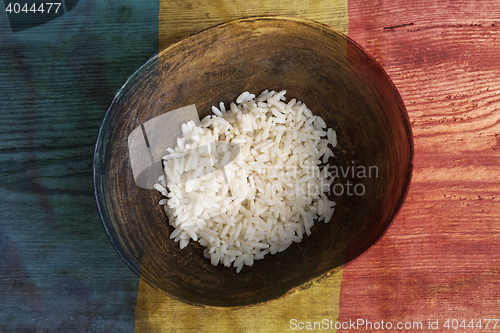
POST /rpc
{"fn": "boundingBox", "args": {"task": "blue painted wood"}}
[0,1,158,331]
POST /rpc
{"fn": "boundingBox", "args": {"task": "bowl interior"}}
[93,16,413,307]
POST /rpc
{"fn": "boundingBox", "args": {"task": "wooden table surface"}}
[1,0,499,332]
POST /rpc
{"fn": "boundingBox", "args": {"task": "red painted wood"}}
[341,0,500,328]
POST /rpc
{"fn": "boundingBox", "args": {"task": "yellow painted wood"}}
[135,268,343,332]
[135,2,349,331]
[159,0,348,50]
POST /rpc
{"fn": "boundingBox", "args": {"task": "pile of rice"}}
[154,90,337,273]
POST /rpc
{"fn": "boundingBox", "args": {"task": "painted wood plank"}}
[339,0,500,326]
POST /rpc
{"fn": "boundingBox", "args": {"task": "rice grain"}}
[156,90,338,272]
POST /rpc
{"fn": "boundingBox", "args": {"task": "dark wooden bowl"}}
[93,16,413,307]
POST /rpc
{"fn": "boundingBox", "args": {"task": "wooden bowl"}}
[93,16,413,307]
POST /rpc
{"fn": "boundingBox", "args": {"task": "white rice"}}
[156,90,337,273]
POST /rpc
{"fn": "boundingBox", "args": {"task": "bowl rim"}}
[92,15,414,307]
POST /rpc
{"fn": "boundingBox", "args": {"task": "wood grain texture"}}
[158,0,348,49]
[2,0,499,330]
[98,16,412,307]
[135,268,343,332]
[0,1,159,330]
[339,0,500,326]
